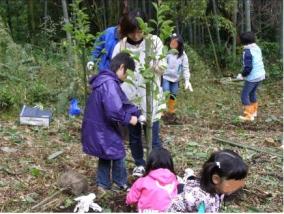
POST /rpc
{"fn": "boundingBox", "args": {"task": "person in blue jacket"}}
[82,52,143,192]
[236,32,265,121]
[87,18,123,72]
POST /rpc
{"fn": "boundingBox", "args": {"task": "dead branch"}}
[212,137,283,159]
[26,188,66,212]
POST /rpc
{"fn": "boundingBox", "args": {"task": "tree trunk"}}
[28,0,35,44]
[122,0,128,14]
[232,0,238,62]
[44,0,48,31]
[205,16,221,74]
[212,0,221,46]
[244,0,251,31]
[193,20,196,47]
[61,0,73,66]
[102,0,107,29]
[142,0,146,14]
[239,0,245,33]
[188,21,193,45]
[145,36,153,158]
[5,0,13,40]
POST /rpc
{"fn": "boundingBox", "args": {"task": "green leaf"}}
[29,167,41,177]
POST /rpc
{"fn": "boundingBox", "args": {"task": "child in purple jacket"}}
[126,148,178,212]
[81,52,142,192]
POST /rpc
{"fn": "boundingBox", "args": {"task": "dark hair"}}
[120,10,147,37]
[240,32,256,45]
[171,34,184,58]
[200,149,248,195]
[110,52,135,73]
[144,148,175,176]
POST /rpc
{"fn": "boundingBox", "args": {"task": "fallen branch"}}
[26,188,66,212]
[212,137,283,159]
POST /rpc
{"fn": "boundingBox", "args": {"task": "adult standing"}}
[87,18,123,72]
[112,10,166,177]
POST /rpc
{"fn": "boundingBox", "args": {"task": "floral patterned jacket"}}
[167,178,224,213]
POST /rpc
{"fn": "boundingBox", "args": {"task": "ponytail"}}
[200,162,220,194]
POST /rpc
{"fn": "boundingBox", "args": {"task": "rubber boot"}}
[251,102,258,118]
[168,98,176,114]
[239,105,254,121]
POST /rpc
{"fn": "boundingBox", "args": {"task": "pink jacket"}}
[126,168,178,212]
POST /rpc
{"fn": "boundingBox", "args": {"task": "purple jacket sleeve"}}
[102,80,132,125]
[242,49,253,77]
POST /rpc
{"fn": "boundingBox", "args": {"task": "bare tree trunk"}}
[280,0,283,58]
[5,0,13,40]
[44,0,48,31]
[102,0,107,29]
[142,0,146,14]
[28,0,35,44]
[122,0,128,14]
[244,0,251,31]
[145,37,153,158]
[201,25,204,45]
[212,0,221,46]
[193,20,196,47]
[205,16,221,74]
[61,0,73,66]
[232,0,238,62]
[188,21,193,45]
[240,0,245,33]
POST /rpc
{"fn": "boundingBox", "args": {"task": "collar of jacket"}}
[126,37,144,46]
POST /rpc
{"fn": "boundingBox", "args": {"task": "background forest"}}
[0,0,283,213]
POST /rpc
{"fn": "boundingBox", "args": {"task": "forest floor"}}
[0,72,283,212]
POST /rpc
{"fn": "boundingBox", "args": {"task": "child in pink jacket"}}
[126,148,178,212]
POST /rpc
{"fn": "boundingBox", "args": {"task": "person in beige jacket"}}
[112,10,166,177]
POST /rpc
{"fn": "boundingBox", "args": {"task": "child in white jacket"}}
[163,34,192,114]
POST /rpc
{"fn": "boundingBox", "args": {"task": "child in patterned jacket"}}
[168,149,248,213]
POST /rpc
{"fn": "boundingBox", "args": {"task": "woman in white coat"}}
[112,10,166,177]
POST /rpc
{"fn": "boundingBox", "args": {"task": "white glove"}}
[86,61,94,71]
[74,193,102,213]
[236,73,244,80]
[138,115,146,125]
[184,80,193,92]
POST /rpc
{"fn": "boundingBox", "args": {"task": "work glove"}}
[138,115,146,125]
[184,80,193,92]
[236,73,244,80]
[86,61,94,71]
[74,193,102,213]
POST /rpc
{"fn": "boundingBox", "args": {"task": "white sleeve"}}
[182,53,190,81]
[150,35,166,76]
[112,42,121,59]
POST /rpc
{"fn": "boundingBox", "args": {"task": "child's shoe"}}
[251,102,258,118]
[132,166,145,177]
[239,105,254,121]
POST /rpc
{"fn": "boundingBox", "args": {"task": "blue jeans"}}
[96,158,127,189]
[162,79,179,98]
[241,81,261,105]
[128,121,161,166]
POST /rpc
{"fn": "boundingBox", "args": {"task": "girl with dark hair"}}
[126,148,178,212]
[112,10,167,178]
[168,149,248,213]
[162,34,192,116]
